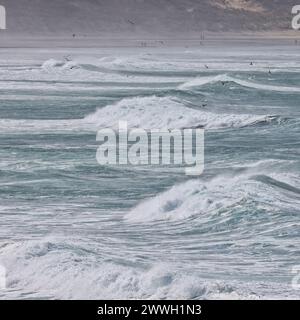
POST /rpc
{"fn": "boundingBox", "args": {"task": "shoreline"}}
[0,31,300,48]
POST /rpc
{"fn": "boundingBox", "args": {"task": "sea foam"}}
[84,96,277,130]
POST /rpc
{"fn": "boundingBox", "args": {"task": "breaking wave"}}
[125,171,300,222]
[41,59,80,72]
[84,96,279,130]
[0,239,283,300]
[0,96,283,134]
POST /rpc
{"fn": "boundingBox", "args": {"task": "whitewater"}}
[0,45,299,299]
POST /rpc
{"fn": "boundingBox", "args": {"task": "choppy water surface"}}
[0,46,299,299]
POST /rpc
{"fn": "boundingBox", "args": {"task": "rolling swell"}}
[179,74,300,93]
[125,171,300,223]
[0,48,299,300]
[84,96,281,130]
[0,95,285,133]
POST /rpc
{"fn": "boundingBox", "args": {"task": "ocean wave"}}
[41,59,64,69]
[125,172,300,222]
[92,56,300,74]
[84,96,278,130]
[179,74,300,93]
[41,59,80,72]
[0,240,273,300]
[0,95,283,133]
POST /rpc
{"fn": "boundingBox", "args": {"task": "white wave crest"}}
[179,74,300,92]
[41,59,64,70]
[42,59,80,72]
[84,96,275,130]
[125,172,299,222]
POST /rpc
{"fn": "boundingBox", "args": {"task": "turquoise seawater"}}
[0,46,299,299]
